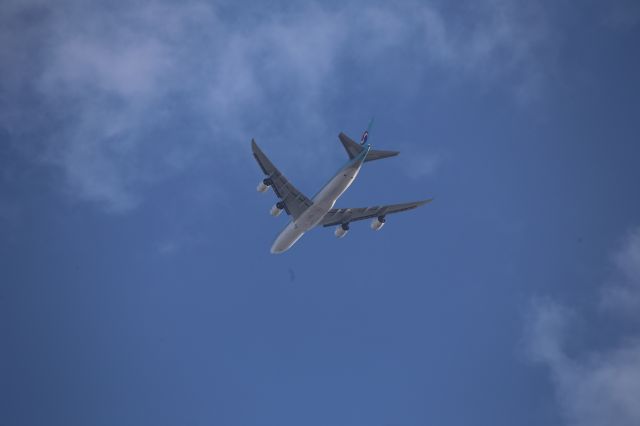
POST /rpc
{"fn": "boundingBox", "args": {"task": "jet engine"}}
[270,201,285,217]
[335,223,349,238]
[257,178,272,193]
[370,216,385,231]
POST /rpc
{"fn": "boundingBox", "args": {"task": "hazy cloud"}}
[0,0,553,212]
[526,227,640,426]
[601,228,640,316]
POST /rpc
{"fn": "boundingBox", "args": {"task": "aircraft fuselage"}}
[270,145,370,253]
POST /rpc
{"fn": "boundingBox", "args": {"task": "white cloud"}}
[526,227,640,426]
[1,0,552,212]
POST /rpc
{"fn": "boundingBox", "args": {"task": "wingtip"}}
[251,138,260,153]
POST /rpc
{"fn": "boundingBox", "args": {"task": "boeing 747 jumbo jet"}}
[252,126,433,253]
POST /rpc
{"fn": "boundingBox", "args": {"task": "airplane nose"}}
[270,222,302,254]
[270,239,287,254]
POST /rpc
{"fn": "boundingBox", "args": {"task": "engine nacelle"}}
[257,178,272,193]
[371,216,385,231]
[270,204,283,217]
[335,223,349,238]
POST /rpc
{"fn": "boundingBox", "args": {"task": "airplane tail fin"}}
[360,117,375,145]
[338,132,399,162]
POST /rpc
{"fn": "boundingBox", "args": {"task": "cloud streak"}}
[1,0,552,212]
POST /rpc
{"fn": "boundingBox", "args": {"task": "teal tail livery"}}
[252,123,432,253]
[360,117,374,144]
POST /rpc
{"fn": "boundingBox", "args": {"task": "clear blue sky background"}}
[2,1,640,425]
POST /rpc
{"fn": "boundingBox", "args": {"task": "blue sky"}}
[2,0,640,425]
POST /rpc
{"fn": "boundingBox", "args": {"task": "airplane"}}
[252,125,433,253]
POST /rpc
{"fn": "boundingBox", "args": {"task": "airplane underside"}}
[252,128,432,253]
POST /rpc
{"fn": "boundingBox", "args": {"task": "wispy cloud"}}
[601,228,640,316]
[403,152,442,180]
[525,227,640,426]
[1,0,553,213]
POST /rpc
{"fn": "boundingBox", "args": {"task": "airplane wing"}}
[320,199,433,227]
[252,139,313,219]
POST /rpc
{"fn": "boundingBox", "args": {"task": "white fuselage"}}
[270,146,370,253]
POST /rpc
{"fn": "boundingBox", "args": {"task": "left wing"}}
[252,139,313,219]
[320,199,433,227]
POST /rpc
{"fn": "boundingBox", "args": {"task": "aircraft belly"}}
[330,168,359,201]
[271,222,305,254]
[272,173,354,254]
[313,166,360,207]
[295,204,328,230]
[262,142,369,254]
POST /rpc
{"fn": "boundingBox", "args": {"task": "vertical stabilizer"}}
[360,117,375,145]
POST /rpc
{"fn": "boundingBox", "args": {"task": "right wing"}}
[252,139,313,220]
[320,199,433,227]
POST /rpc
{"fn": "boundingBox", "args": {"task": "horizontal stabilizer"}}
[364,149,399,162]
[339,132,362,159]
[338,132,400,162]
